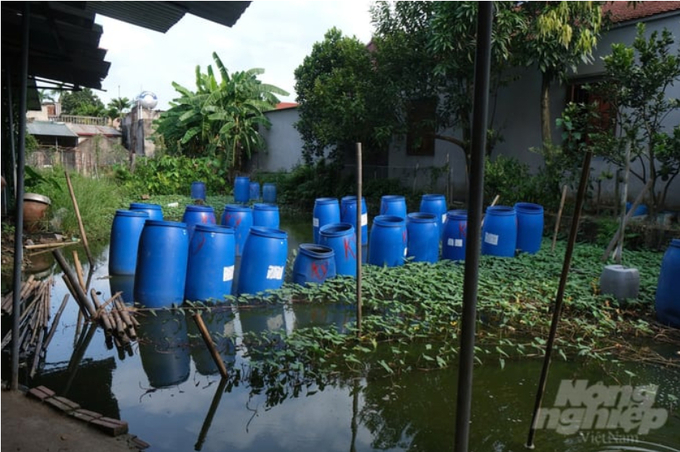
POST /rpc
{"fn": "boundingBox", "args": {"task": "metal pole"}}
[356,143,363,337]
[454,3,493,451]
[526,151,592,448]
[11,2,30,391]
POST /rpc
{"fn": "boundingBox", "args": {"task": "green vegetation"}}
[175,240,674,383]
[153,52,288,176]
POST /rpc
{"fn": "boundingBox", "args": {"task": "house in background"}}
[27,104,123,175]
[387,1,680,208]
[250,102,304,173]
[259,2,680,210]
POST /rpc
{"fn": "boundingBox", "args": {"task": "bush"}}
[113,155,229,197]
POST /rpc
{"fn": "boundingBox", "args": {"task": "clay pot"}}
[23,193,51,232]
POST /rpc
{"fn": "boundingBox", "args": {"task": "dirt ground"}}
[1,387,144,451]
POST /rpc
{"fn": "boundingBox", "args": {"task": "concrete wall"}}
[251,107,305,173]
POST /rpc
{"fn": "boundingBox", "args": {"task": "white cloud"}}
[97,1,374,110]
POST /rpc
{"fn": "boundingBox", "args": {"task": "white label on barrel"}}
[455,239,463,247]
[223,265,234,282]
[361,213,368,226]
[266,265,284,280]
[442,213,447,224]
[485,232,499,246]
[447,238,454,247]
[313,218,319,227]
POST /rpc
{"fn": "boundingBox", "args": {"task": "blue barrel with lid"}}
[221,204,253,256]
[134,220,189,307]
[182,205,216,243]
[656,239,680,328]
[252,203,280,228]
[406,212,439,263]
[420,194,447,238]
[514,202,544,254]
[368,215,407,267]
[263,183,277,203]
[191,181,206,201]
[481,205,517,257]
[249,181,261,201]
[319,222,356,277]
[313,197,340,244]
[129,202,163,221]
[237,227,288,295]
[185,224,236,302]
[380,195,407,220]
[109,209,148,275]
[234,176,250,204]
[443,209,468,261]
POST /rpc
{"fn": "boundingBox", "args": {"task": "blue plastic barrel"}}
[134,220,189,307]
[191,181,206,201]
[406,212,439,263]
[129,202,163,221]
[442,209,468,261]
[656,239,680,328]
[137,310,190,388]
[420,194,447,238]
[341,196,368,247]
[185,224,236,302]
[237,227,288,295]
[249,181,261,201]
[109,275,135,305]
[481,206,517,257]
[109,209,148,275]
[263,183,277,204]
[380,195,407,219]
[182,205,216,242]
[313,197,340,244]
[234,176,250,204]
[368,215,407,267]
[293,244,337,286]
[514,202,544,254]
[626,202,649,217]
[319,222,356,277]
[252,203,280,228]
[221,204,253,256]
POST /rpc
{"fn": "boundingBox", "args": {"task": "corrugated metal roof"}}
[27,121,79,138]
[67,123,121,137]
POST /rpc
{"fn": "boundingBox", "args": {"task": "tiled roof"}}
[275,102,299,110]
[603,1,680,23]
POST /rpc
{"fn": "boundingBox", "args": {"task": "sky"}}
[96,1,375,111]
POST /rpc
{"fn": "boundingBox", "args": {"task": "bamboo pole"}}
[64,171,94,268]
[24,240,80,251]
[356,143,363,337]
[53,249,95,319]
[73,250,86,292]
[192,313,228,379]
[43,294,69,351]
[551,185,568,252]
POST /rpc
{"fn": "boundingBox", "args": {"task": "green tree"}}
[595,23,680,215]
[107,97,132,122]
[294,27,393,164]
[518,1,605,145]
[60,88,106,116]
[154,52,287,175]
[370,1,524,173]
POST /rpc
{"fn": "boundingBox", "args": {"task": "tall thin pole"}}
[526,151,592,448]
[454,3,493,451]
[355,143,363,336]
[11,2,30,391]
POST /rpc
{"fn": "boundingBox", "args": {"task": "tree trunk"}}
[541,74,553,146]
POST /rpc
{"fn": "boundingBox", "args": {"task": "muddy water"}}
[13,213,680,451]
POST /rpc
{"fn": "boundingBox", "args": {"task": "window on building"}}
[406,98,436,156]
[568,80,615,134]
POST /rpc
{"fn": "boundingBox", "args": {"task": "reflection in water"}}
[109,275,135,305]
[136,309,190,388]
[186,308,236,376]
[290,302,355,334]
